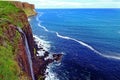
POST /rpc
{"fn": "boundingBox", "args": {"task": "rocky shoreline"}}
[33,36,63,80]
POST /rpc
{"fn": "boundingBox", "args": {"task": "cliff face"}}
[0,1,35,80]
[0,1,62,80]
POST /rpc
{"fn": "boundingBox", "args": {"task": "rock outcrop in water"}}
[0,1,62,80]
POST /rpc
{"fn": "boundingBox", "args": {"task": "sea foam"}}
[34,35,60,80]
[38,23,49,32]
[45,64,59,80]
[34,35,51,51]
[56,32,120,60]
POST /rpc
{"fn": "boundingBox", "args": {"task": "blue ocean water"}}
[29,9,120,80]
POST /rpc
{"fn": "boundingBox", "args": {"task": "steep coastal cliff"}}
[0,1,62,80]
[0,1,36,80]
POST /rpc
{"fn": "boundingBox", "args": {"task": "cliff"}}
[0,1,62,80]
[0,1,36,80]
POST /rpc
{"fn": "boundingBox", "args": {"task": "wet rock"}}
[53,54,63,61]
[44,51,49,58]
[39,47,43,50]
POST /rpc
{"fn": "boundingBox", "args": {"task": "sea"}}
[29,9,120,80]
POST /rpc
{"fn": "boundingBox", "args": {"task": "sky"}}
[17,0,120,8]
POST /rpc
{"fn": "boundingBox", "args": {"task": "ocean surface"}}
[29,9,120,80]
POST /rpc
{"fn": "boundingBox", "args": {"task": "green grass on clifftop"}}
[23,8,36,17]
[0,1,24,28]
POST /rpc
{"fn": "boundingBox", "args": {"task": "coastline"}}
[33,35,63,79]
[12,1,63,80]
[31,9,120,80]
[0,1,62,80]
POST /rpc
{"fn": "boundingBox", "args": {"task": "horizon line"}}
[35,8,120,9]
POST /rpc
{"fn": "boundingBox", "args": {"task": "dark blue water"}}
[29,9,120,80]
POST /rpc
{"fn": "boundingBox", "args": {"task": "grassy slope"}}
[0,1,24,28]
[0,1,27,80]
[23,8,36,17]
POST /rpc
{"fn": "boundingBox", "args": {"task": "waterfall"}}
[17,27,35,80]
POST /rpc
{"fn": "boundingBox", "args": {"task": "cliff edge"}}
[0,1,36,80]
[11,1,37,17]
[0,1,62,80]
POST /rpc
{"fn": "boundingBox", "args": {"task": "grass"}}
[0,1,29,80]
[0,1,25,28]
[0,25,21,80]
[23,8,36,17]
[0,45,19,80]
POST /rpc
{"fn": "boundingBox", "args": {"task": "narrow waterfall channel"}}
[17,27,35,80]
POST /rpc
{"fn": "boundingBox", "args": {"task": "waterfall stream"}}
[17,27,35,80]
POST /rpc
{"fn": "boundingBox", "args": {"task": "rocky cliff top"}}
[11,1,35,9]
[11,1,37,17]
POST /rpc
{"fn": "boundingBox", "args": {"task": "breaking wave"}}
[55,32,120,60]
[33,35,60,80]
[34,35,51,51]
[38,23,49,32]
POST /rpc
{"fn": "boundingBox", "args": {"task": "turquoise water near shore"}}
[29,9,120,80]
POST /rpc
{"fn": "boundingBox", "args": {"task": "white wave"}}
[56,32,120,60]
[36,17,39,22]
[34,35,51,51]
[36,12,44,21]
[28,18,31,21]
[37,22,120,60]
[34,35,60,80]
[36,14,51,32]
[35,14,60,80]
[35,11,120,60]
[38,23,49,32]
[37,50,45,56]
[45,64,59,80]
[45,52,65,61]
[55,62,61,66]
[45,53,53,60]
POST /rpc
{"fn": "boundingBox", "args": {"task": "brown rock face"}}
[12,1,35,9]
[23,24,35,57]
[22,2,35,9]
[31,4,35,9]
[9,24,33,80]
[11,1,37,17]
[12,1,23,9]
[17,34,32,79]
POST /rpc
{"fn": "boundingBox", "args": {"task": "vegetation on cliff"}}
[0,1,63,80]
[11,1,37,17]
[0,1,35,80]
[0,1,23,28]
